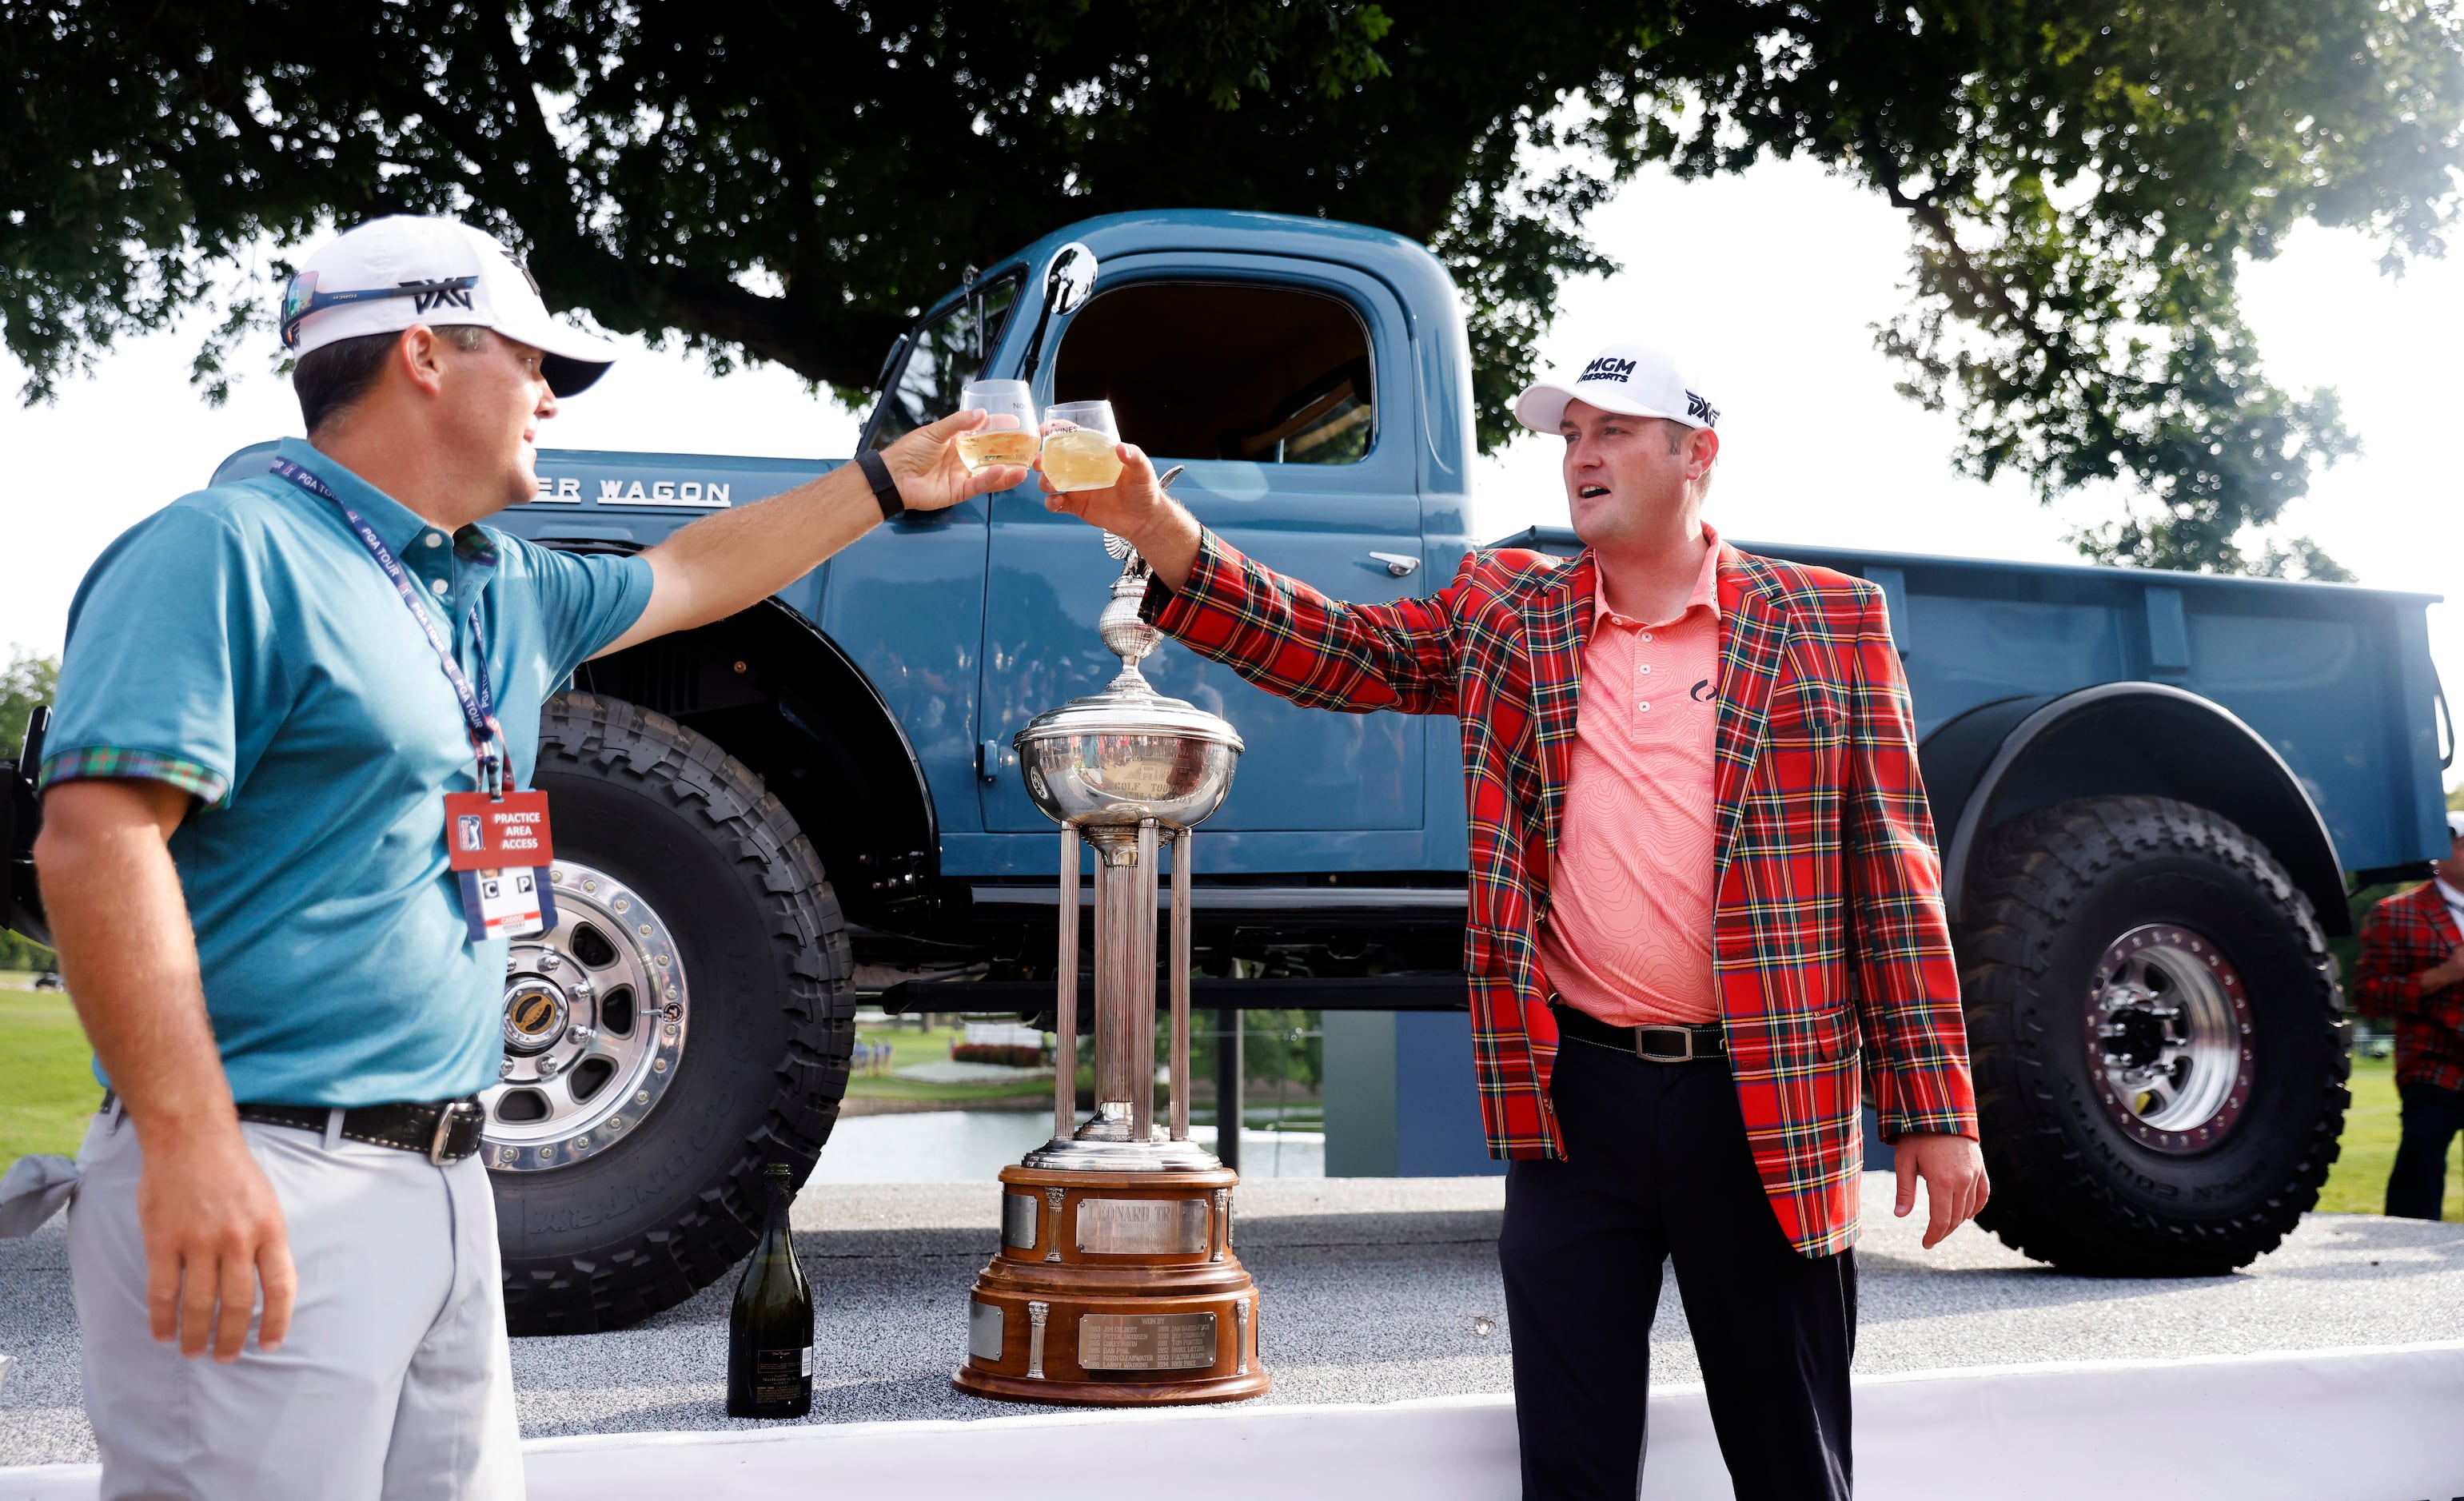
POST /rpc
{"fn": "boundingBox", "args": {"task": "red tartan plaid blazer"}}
[1146,530,1978,1256]
[2354,881,2464,1093]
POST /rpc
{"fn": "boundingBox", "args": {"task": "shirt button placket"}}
[413,532,455,604]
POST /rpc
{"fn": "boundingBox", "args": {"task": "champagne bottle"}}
[726,1161,813,1419]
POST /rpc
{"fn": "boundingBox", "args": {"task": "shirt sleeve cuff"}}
[1138,528,1245,635]
[40,748,232,810]
[583,553,657,665]
[1873,1060,1979,1143]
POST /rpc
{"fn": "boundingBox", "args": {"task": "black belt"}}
[102,1092,488,1165]
[1551,1001,1726,1063]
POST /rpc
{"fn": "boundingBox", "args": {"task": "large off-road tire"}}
[488,691,854,1335]
[1957,795,2348,1276]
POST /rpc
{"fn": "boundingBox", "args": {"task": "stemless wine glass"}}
[955,379,1039,474]
[1041,399,1126,492]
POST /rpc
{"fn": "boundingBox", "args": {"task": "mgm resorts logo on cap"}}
[1513,341,1718,435]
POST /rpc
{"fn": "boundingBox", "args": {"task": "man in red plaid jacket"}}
[1039,341,1984,1499]
[2353,810,2464,1219]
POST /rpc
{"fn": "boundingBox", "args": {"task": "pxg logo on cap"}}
[280,215,620,397]
[1515,342,1718,436]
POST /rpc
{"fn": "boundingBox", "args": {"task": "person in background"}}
[2354,809,2464,1219]
[32,213,1021,1499]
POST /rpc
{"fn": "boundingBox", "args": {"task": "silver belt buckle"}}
[428,1105,464,1165]
[1633,1027,1695,1064]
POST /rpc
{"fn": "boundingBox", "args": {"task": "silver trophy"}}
[1011,532,1243,1170]
[955,524,1269,1405]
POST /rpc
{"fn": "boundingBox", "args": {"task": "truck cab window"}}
[867,273,1023,450]
[1054,284,1374,464]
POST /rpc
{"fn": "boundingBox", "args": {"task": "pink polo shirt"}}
[1536,528,1724,1028]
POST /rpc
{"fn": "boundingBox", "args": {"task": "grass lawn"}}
[847,1021,1054,1107]
[3,985,2454,1216]
[2316,1052,2460,1218]
[0,981,98,1163]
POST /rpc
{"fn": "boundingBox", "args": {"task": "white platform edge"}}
[6,1340,2460,1500]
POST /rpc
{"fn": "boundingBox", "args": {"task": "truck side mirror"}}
[1044,243,1097,316]
[2,704,50,946]
[1019,242,1098,385]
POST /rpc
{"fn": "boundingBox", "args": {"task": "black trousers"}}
[2386,1081,2464,1220]
[1499,1038,1856,1500]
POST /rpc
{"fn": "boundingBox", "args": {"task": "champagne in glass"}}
[955,379,1039,473]
[1042,400,1126,492]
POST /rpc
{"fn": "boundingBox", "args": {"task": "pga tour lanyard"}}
[267,457,508,797]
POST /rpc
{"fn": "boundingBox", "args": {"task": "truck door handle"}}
[1369,552,1421,578]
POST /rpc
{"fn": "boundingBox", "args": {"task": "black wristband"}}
[854,448,904,521]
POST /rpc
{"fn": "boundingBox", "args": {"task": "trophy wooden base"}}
[951,1163,1270,1407]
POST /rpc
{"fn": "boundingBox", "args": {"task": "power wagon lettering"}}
[528,476,733,505]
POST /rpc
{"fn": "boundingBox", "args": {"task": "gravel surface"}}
[5,1173,2460,1466]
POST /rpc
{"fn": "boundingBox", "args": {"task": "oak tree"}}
[6,1,2458,574]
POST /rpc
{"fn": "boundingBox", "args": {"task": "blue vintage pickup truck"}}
[5,209,2448,1333]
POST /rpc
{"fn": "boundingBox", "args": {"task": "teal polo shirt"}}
[42,437,654,1107]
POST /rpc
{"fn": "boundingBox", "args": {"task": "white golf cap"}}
[281,215,617,396]
[2445,809,2464,842]
[1513,341,1718,435]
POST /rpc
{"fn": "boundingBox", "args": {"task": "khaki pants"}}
[67,1108,523,1501]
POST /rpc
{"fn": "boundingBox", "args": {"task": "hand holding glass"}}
[1041,400,1126,492]
[956,380,1040,474]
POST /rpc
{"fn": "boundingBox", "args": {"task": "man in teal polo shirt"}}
[32,215,1024,1499]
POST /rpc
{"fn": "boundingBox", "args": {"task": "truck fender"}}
[1924,682,2350,938]
[570,588,941,921]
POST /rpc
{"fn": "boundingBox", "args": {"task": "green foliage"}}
[1186,1009,1323,1092]
[1833,1,2461,579]
[4,3,2458,575]
[848,1022,1052,1103]
[0,930,54,972]
[0,649,55,763]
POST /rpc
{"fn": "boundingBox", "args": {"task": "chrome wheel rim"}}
[2083,923,2252,1154]
[481,859,688,1173]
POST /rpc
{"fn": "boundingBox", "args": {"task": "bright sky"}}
[6,155,2460,723]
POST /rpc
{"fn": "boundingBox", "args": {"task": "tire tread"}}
[1961,795,2349,1276]
[502,691,854,1334]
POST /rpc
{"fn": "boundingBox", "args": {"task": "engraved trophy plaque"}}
[951,536,1270,1406]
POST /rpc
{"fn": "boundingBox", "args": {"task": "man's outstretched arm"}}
[34,778,297,1361]
[599,410,1027,656]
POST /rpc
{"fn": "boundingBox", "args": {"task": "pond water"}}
[813,1111,1325,1183]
